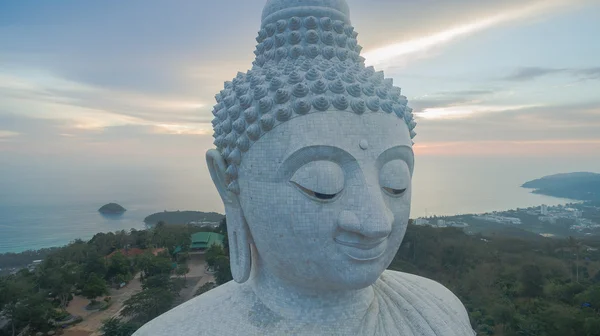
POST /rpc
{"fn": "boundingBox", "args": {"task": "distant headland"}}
[522,172,600,202]
[98,203,127,214]
[144,211,224,226]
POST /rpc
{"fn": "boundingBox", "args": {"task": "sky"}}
[1,0,599,173]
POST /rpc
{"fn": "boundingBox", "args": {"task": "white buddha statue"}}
[134,1,475,335]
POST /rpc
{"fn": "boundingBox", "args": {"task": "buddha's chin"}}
[278,261,385,291]
[329,262,388,290]
[332,248,395,289]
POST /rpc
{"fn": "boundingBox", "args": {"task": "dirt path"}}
[64,274,142,336]
[63,255,212,335]
[179,253,215,302]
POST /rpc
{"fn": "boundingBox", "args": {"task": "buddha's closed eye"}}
[382,187,407,196]
[289,159,411,202]
[290,160,345,202]
[380,160,411,198]
[291,182,339,200]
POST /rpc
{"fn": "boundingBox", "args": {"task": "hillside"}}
[4,219,600,336]
[144,211,224,225]
[522,172,600,201]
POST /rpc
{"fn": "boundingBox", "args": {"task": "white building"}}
[541,204,549,216]
[436,220,447,228]
[414,218,429,226]
[476,215,522,225]
[539,216,557,224]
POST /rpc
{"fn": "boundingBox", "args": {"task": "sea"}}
[1,155,599,254]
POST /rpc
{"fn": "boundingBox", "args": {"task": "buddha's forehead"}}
[240,111,412,173]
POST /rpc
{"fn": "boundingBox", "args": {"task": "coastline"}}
[0,172,593,255]
[1,199,587,257]
[0,199,577,255]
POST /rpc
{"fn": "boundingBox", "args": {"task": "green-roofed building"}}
[190,232,225,252]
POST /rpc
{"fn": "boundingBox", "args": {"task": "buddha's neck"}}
[247,249,375,323]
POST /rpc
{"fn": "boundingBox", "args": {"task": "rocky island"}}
[98,203,127,215]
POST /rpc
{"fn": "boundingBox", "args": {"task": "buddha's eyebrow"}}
[277,145,355,178]
[376,145,415,174]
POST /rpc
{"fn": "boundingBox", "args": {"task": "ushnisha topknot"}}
[211,0,417,194]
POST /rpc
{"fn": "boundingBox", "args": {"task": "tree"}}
[82,273,108,304]
[520,265,544,298]
[205,244,226,269]
[584,317,600,336]
[214,255,233,285]
[130,229,150,249]
[83,253,108,279]
[593,270,600,284]
[137,253,172,279]
[194,282,216,297]
[121,288,176,323]
[107,252,131,283]
[0,276,26,336]
[217,217,227,234]
[142,274,171,291]
[89,232,119,256]
[43,262,79,310]
[175,264,189,281]
[0,276,53,336]
[151,222,190,250]
[216,217,230,252]
[101,318,141,336]
[568,236,582,283]
[12,293,54,333]
[576,284,600,313]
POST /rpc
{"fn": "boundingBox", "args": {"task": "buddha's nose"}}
[337,189,393,239]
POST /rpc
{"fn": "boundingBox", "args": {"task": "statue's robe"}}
[134,271,475,336]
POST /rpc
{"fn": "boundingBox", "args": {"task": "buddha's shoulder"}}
[379,270,470,316]
[133,281,253,336]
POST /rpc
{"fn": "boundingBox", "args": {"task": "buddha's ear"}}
[206,149,239,207]
[206,149,251,283]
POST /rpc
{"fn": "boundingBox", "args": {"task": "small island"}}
[98,203,127,215]
[522,172,600,202]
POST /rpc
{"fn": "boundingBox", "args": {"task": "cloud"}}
[574,67,600,80]
[505,67,567,81]
[0,69,211,134]
[435,90,495,96]
[0,113,214,165]
[0,130,19,138]
[504,66,600,81]
[410,89,499,117]
[1,0,599,161]
[414,139,600,157]
[361,0,573,67]
[414,100,600,145]
[417,104,541,120]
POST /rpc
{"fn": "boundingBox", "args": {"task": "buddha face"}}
[235,110,413,290]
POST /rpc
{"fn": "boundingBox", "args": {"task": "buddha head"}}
[206,0,416,291]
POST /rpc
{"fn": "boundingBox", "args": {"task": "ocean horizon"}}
[1,155,598,254]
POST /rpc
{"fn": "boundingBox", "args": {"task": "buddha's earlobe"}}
[224,207,252,283]
[206,149,252,283]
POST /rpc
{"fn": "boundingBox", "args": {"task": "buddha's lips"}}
[334,237,387,250]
